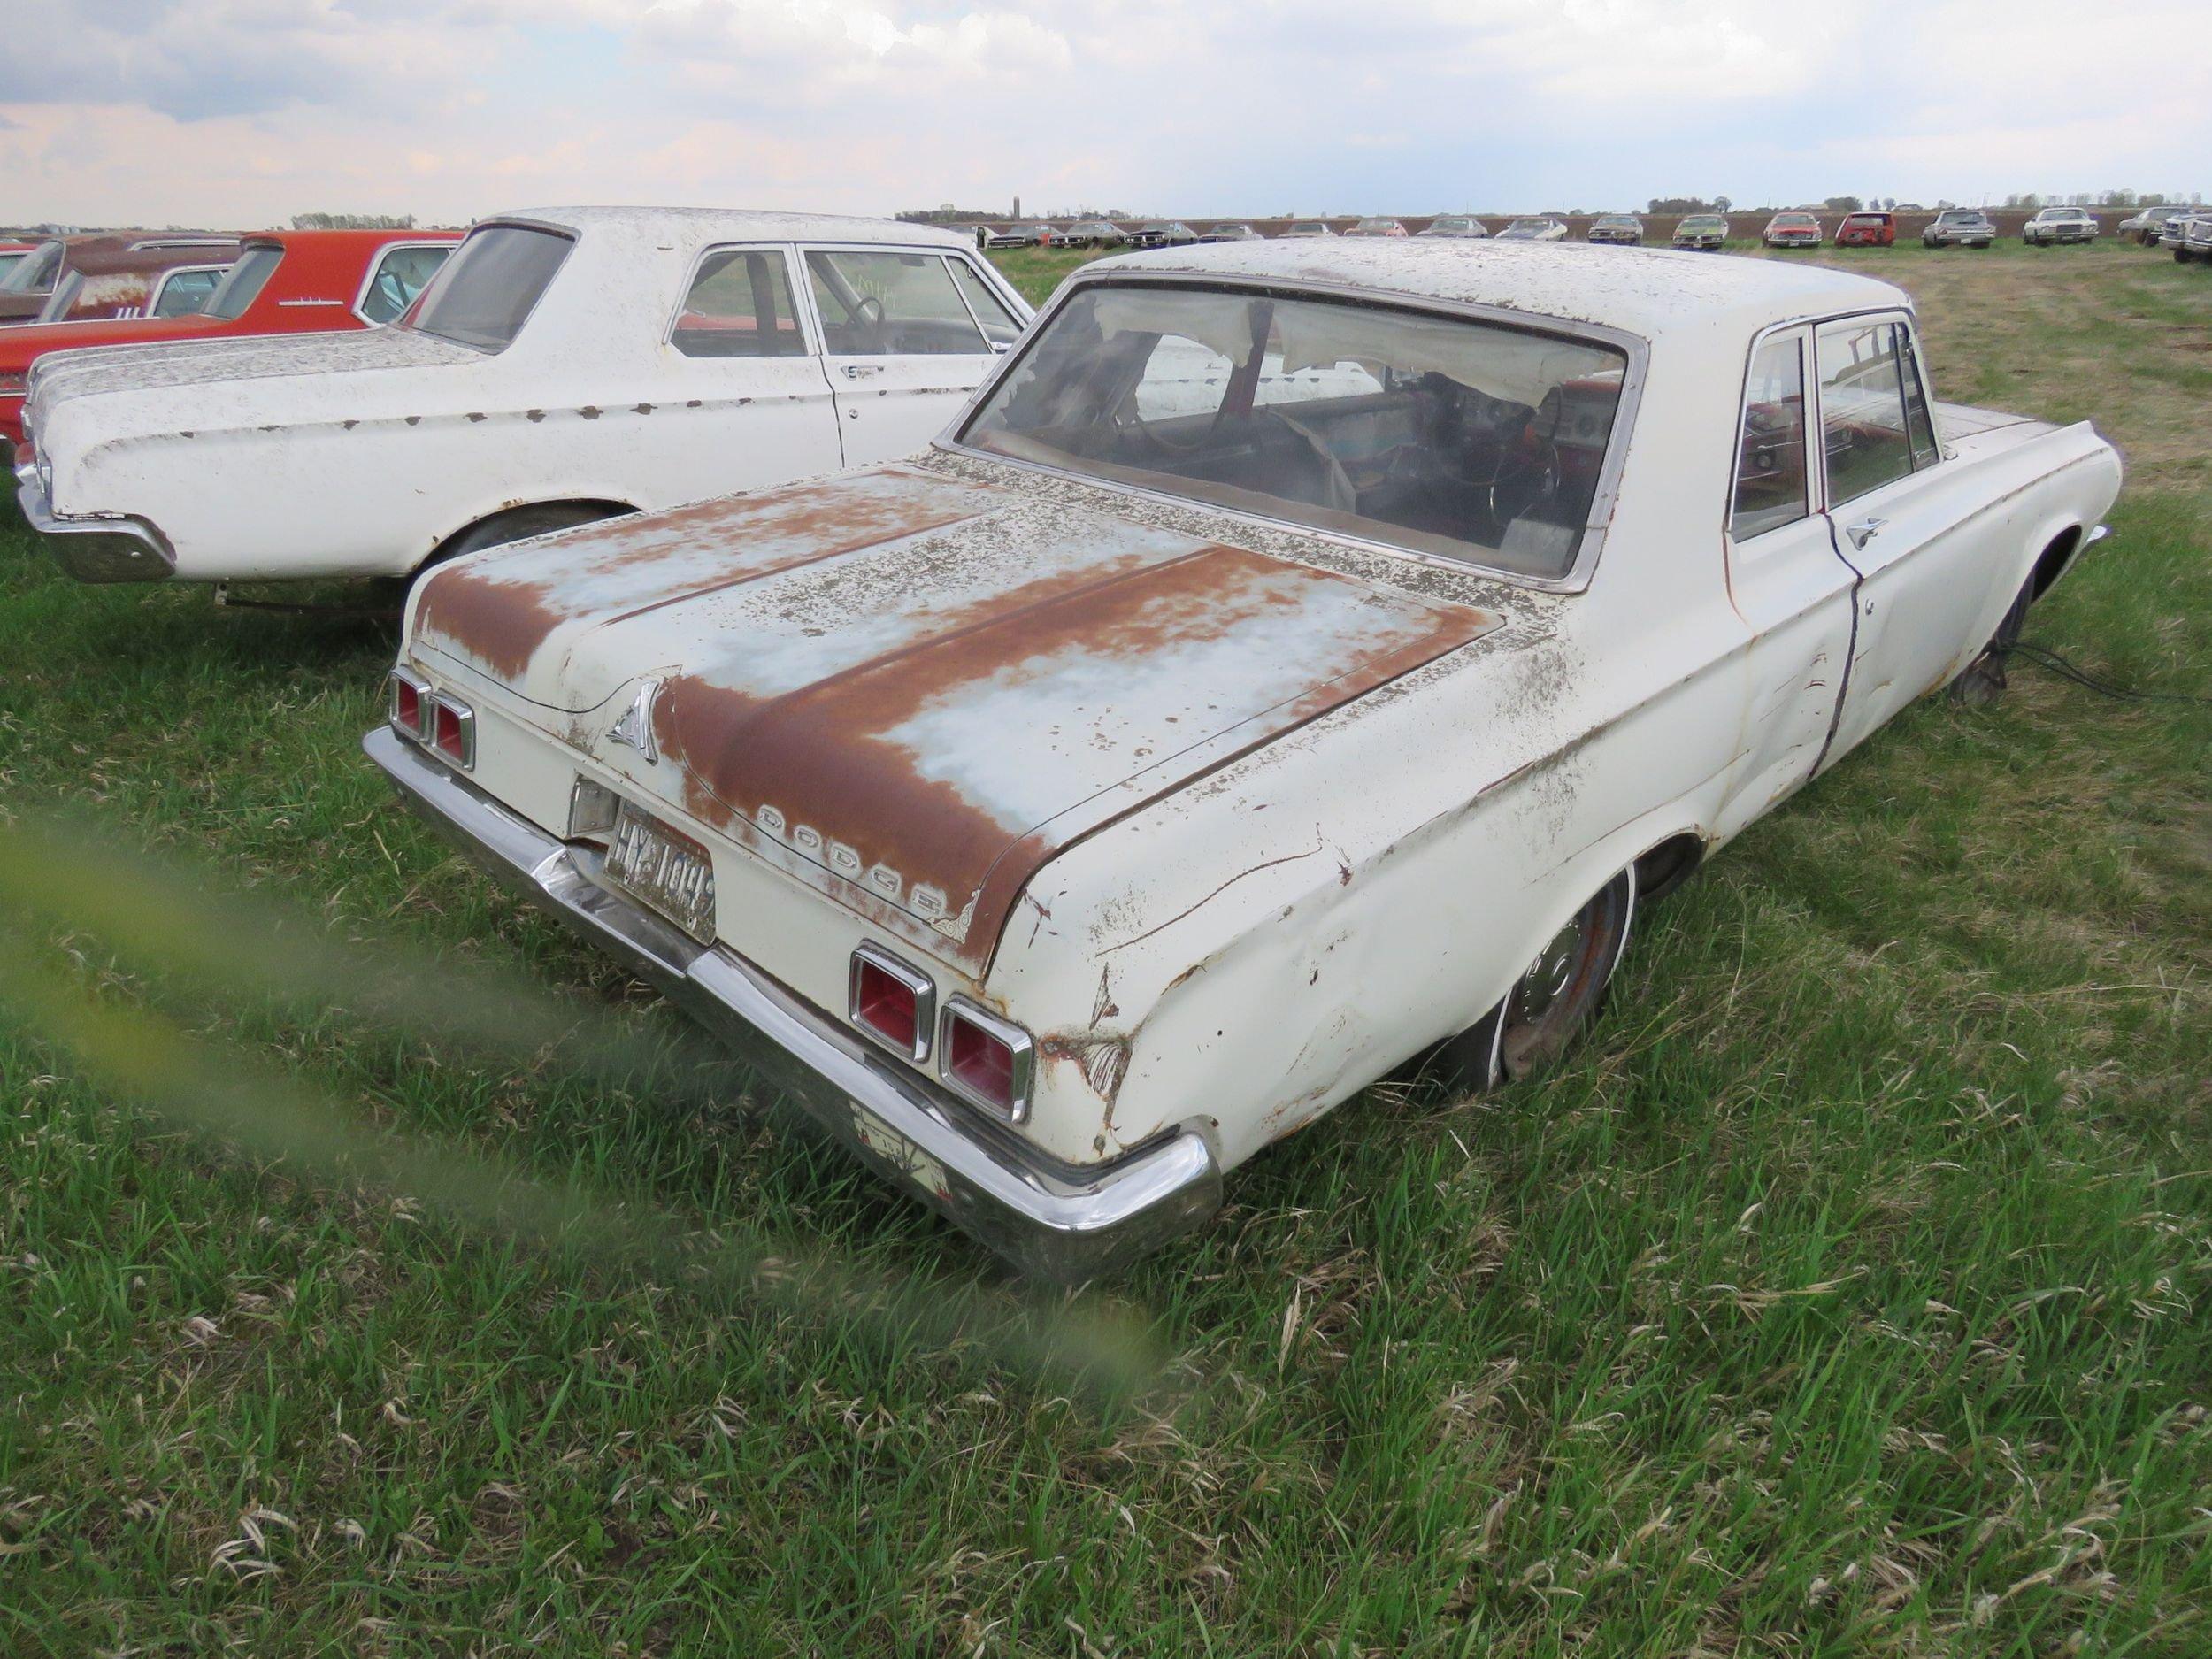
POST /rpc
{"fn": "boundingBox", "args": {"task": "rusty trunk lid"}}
[411,462,1502,973]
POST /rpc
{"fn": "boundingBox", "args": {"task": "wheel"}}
[426,501,631,571]
[1422,868,1636,1093]
[1948,577,2033,705]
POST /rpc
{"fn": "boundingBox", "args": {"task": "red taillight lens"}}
[388,670,429,739]
[849,946,934,1062]
[431,695,474,768]
[941,1002,1034,1122]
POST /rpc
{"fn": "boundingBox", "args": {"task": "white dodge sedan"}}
[368,240,2119,1278]
[16,207,1029,586]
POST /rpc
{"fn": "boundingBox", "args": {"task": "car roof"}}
[494,205,976,250]
[1081,238,1909,339]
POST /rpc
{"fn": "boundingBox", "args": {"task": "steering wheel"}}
[1489,386,1564,526]
[854,294,885,329]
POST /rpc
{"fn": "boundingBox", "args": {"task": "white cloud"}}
[0,0,2205,228]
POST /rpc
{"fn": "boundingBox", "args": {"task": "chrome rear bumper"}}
[15,459,175,583]
[363,726,1223,1281]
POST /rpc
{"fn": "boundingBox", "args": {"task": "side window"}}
[150,267,224,317]
[671,249,805,358]
[1816,317,1914,506]
[1731,331,1809,539]
[359,245,452,325]
[1897,323,1940,469]
[805,250,987,357]
[947,258,1022,348]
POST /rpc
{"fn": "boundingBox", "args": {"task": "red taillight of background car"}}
[849,944,935,1062]
[431,694,474,768]
[388,668,430,740]
[941,1001,1035,1122]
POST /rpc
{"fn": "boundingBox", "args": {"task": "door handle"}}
[840,363,884,380]
[1845,516,1887,550]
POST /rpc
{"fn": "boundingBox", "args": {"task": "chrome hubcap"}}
[1514,916,1587,1025]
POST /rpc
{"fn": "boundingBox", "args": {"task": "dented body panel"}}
[19,207,1028,585]
[372,242,2123,1271]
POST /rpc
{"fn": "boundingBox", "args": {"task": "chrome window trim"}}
[849,942,938,1064]
[660,242,819,360]
[1810,307,1928,512]
[795,242,1010,361]
[147,264,229,319]
[939,998,1036,1124]
[349,239,457,326]
[940,268,1651,595]
[1722,321,1816,546]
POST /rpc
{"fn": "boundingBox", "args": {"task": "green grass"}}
[2,247,2209,1655]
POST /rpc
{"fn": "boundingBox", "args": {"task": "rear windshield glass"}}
[202,246,283,320]
[1,242,62,293]
[404,224,572,352]
[960,283,1628,580]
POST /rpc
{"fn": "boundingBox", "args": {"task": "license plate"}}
[603,803,717,943]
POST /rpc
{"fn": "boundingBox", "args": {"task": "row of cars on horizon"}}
[5,203,2122,1277]
[981,204,2203,253]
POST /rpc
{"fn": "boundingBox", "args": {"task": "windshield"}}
[1775,214,1816,227]
[1288,222,1326,234]
[202,245,283,321]
[959,282,1628,580]
[0,241,62,294]
[1509,219,1548,230]
[1682,217,1724,228]
[1940,211,1983,223]
[1597,217,1634,227]
[1844,214,1885,226]
[1356,219,1395,230]
[403,223,572,352]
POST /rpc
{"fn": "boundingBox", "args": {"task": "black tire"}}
[1948,577,2033,705]
[1422,867,1636,1094]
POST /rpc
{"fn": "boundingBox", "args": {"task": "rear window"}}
[202,246,283,320]
[961,282,1629,580]
[1,241,62,293]
[404,224,572,352]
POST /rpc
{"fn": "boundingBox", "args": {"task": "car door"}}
[1810,312,2001,764]
[1714,325,1863,836]
[652,242,842,500]
[800,246,1014,466]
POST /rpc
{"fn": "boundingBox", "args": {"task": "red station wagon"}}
[1,227,458,449]
[1834,211,1897,248]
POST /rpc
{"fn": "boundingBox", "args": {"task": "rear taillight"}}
[388,668,431,740]
[849,944,935,1063]
[431,694,474,768]
[941,1000,1034,1122]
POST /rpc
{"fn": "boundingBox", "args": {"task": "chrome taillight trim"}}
[849,942,936,1064]
[939,997,1036,1124]
[388,667,433,741]
[431,692,476,770]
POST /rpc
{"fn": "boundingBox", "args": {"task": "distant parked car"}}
[1417,215,1489,239]
[986,223,1055,250]
[0,229,457,450]
[1586,214,1644,246]
[1199,223,1264,242]
[1671,214,1729,250]
[28,241,242,327]
[1278,220,1336,239]
[1834,211,1896,248]
[1054,220,1126,249]
[1761,212,1823,249]
[2023,207,2099,246]
[1495,218,1568,242]
[1923,210,1995,249]
[0,233,241,326]
[2170,212,2212,263]
[17,208,1031,588]
[2116,205,2191,245]
[1343,218,1409,238]
[1126,221,1200,250]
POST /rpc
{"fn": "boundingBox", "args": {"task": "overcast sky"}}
[1,1,2204,228]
